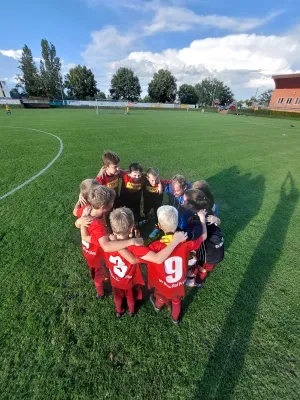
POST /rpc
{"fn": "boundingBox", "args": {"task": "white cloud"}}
[0,49,22,59]
[107,32,300,99]
[144,7,282,35]
[81,26,136,68]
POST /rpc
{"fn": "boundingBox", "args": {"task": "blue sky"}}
[1,0,300,99]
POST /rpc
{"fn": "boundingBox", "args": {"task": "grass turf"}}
[0,108,300,400]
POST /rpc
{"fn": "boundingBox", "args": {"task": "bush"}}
[229,108,300,119]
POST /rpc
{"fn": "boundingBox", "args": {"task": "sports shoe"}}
[96,294,105,300]
[171,317,179,325]
[116,312,124,319]
[129,312,135,317]
[150,295,161,312]
[185,279,202,288]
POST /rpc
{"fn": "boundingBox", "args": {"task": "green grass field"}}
[0,108,299,400]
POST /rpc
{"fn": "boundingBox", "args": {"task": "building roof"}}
[272,73,300,80]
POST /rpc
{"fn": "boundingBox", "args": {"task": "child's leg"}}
[171,297,181,321]
[154,289,170,310]
[133,284,143,301]
[126,288,135,314]
[194,263,215,285]
[112,287,125,313]
[93,259,108,296]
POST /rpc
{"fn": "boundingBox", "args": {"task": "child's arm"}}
[206,215,221,226]
[198,210,207,242]
[75,216,93,229]
[141,231,187,264]
[73,201,81,217]
[99,235,144,253]
[108,234,139,264]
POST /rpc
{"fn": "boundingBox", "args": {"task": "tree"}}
[178,84,198,104]
[109,67,141,101]
[9,87,21,99]
[40,39,62,98]
[141,95,153,102]
[148,69,177,103]
[64,65,98,99]
[258,89,273,104]
[195,78,234,106]
[96,91,106,99]
[245,97,256,107]
[17,44,42,96]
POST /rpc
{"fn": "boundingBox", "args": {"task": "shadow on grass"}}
[192,172,299,400]
[182,166,266,317]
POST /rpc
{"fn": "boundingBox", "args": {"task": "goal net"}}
[95,99,128,114]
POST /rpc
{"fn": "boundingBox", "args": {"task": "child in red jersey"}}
[96,150,122,193]
[147,205,207,324]
[104,207,187,318]
[72,178,100,217]
[75,185,143,299]
[119,162,144,221]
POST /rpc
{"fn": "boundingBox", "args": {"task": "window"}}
[295,98,300,105]
[286,98,293,104]
[277,98,284,104]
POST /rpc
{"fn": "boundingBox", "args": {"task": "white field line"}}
[0,126,63,200]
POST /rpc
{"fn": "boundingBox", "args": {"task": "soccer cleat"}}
[129,312,135,317]
[185,279,202,288]
[96,294,105,300]
[116,312,124,319]
[171,317,180,325]
[150,295,161,312]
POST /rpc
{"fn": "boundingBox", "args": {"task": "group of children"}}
[72,150,224,324]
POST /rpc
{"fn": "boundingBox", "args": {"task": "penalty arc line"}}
[0,126,63,201]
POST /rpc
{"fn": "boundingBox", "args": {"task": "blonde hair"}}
[147,167,159,178]
[157,205,178,233]
[102,150,120,167]
[172,174,187,189]
[109,207,134,236]
[88,185,116,209]
[80,179,100,202]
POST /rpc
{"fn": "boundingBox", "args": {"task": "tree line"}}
[12,40,275,106]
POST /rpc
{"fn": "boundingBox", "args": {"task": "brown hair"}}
[147,167,159,178]
[185,189,211,212]
[88,185,116,209]
[129,162,143,173]
[172,174,187,189]
[109,207,134,235]
[80,179,100,202]
[102,150,120,167]
[192,180,214,206]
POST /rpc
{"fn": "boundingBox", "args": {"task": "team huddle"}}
[73,151,224,324]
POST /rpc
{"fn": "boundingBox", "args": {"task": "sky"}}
[1,0,300,100]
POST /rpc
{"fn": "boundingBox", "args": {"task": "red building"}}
[269,73,300,112]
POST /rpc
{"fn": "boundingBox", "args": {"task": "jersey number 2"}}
[164,256,183,283]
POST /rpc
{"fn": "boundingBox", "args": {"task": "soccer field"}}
[1,109,300,400]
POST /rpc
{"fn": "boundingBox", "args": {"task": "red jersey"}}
[76,204,89,218]
[147,235,203,299]
[96,170,126,192]
[105,245,149,289]
[81,216,108,269]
